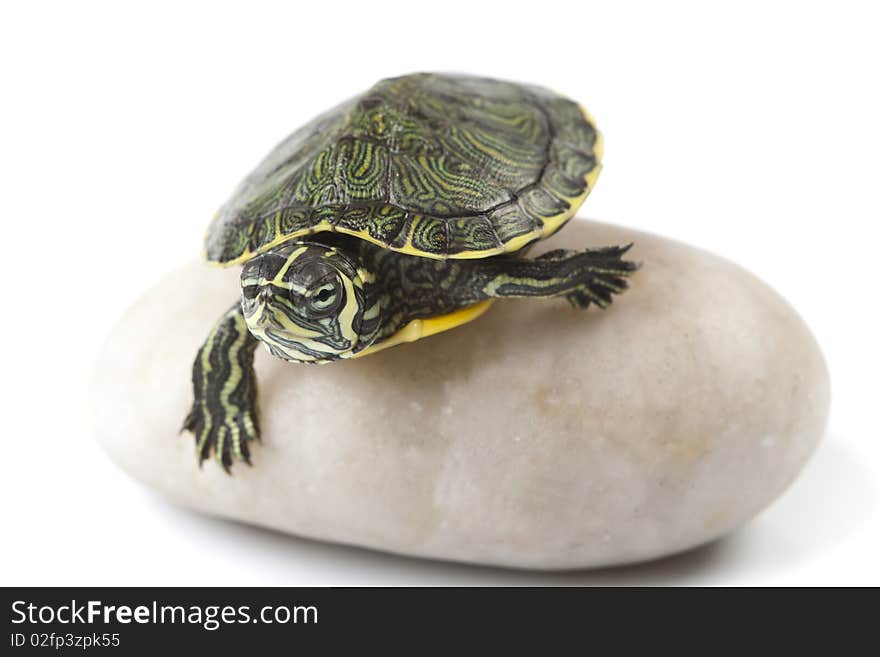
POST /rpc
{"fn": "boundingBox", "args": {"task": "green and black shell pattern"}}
[205,73,602,265]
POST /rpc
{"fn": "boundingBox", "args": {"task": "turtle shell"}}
[205,73,601,264]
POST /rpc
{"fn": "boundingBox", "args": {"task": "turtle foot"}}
[182,403,259,473]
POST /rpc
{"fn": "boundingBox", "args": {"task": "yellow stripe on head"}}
[239,242,377,363]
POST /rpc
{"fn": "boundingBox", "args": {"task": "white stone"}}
[91,220,830,570]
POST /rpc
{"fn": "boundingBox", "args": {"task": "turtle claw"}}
[566,288,610,310]
[561,245,639,310]
[183,405,259,474]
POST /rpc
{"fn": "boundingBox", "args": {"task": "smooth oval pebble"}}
[91,220,829,570]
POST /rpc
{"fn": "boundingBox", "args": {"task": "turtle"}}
[183,72,638,471]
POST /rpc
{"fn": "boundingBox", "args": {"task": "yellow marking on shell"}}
[460,129,520,166]
[355,143,374,176]
[399,214,421,253]
[447,106,603,258]
[208,106,601,266]
[209,220,337,268]
[351,300,494,359]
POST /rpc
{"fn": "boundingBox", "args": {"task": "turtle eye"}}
[306,281,340,315]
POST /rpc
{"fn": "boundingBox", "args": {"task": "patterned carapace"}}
[205,73,601,264]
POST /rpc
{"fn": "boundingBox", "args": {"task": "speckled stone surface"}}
[91,220,830,570]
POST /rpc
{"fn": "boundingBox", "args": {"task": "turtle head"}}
[240,242,382,363]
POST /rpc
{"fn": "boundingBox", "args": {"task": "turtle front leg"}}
[182,302,260,471]
[474,245,639,309]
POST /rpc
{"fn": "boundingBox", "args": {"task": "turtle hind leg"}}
[536,245,639,309]
[182,303,260,473]
[476,244,639,310]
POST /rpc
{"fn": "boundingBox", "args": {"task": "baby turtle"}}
[184,73,638,470]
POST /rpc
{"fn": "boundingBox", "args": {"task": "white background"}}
[1,1,877,585]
